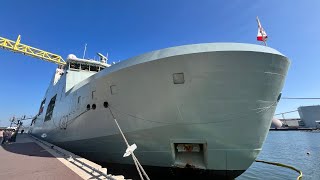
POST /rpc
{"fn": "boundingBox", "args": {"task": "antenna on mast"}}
[82,43,87,59]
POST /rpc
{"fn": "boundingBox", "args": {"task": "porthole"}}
[87,104,90,110]
[92,104,96,110]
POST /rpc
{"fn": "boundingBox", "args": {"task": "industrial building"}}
[281,118,304,127]
[298,105,320,128]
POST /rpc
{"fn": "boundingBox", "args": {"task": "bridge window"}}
[81,64,89,71]
[68,61,105,72]
[44,95,57,121]
[70,62,80,69]
[90,66,99,72]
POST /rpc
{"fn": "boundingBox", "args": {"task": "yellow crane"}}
[0,35,66,65]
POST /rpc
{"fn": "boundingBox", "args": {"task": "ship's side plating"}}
[30,43,290,178]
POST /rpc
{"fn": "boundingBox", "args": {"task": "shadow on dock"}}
[0,134,82,180]
[1,134,59,158]
[2,142,54,157]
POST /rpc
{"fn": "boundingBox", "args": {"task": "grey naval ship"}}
[30,43,290,179]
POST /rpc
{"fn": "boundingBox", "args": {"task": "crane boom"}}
[0,35,66,65]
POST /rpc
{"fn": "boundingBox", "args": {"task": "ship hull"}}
[30,43,290,178]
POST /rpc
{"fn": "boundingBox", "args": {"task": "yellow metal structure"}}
[0,35,66,65]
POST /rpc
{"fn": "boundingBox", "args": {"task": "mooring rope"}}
[255,160,303,180]
[107,106,150,180]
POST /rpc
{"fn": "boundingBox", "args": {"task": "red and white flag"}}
[256,17,268,42]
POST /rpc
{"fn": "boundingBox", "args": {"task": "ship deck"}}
[0,132,125,180]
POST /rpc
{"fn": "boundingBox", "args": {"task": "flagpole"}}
[256,16,267,46]
[263,33,267,46]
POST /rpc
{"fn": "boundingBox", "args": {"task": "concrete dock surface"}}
[0,132,125,180]
[0,131,235,180]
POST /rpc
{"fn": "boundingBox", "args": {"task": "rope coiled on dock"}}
[255,160,303,180]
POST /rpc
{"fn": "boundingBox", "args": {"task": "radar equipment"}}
[97,52,110,65]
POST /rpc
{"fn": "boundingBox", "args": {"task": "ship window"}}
[38,99,46,116]
[78,96,81,104]
[90,66,99,72]
[44,95,57,121]
[70,62,80,69]
[173,73,185,84]
[81,64,89,71]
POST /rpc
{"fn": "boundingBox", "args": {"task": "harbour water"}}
[237,131,320,180]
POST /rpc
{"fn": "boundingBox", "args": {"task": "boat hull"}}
[30,43,290,178]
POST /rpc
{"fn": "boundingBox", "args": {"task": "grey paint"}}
[30,43,290,175]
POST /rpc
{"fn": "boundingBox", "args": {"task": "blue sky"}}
[1,0,320,126]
